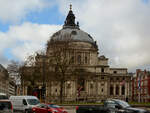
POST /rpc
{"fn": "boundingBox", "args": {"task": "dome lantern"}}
[63,5,79,29]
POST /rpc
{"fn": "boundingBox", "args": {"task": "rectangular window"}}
[114,71,117,74]
[101,76,104,80]
[101,68,104,73]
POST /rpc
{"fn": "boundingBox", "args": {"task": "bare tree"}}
[20,54,42,95]
[20,34,75,102]
[46,34,75,103]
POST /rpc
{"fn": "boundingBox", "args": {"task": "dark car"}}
[104,99,150,113]
[0,100,13,113]
[76,99,150,113]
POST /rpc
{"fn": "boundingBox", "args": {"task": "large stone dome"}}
[50,5,96,45]
[51,27,95,44]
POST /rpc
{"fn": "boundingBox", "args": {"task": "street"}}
[66,108,76,113]
[13,106,150,113]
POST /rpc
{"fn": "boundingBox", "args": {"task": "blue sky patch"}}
[142,0,149,4]
[4,48,16,60]
[24,5,65,25]
[0,22,10,32]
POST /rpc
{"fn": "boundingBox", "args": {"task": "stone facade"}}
[0,64,15,96]
[0,64,9,95]
[22,6,131,102]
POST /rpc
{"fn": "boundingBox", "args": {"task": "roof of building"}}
[0,64,6,72]
[50,5,96,45]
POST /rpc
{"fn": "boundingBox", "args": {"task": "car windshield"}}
[48,104,60,108]
[115,100,130,108]
[27,99,40,105]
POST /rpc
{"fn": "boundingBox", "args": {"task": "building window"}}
[101,88,103,92]
[85,56,88,64]
[55,67,58,72]
[122,85,125,95]
[110,77,114,81]
[90,84,93,88]
[110,85,113,95]
[101,68,104,73]
[101,83,104,86]
[116,85,119,95]
[71,56,74,64]
[116,77,119,81]
[101,76,104,80]
[123,77,125,80]
[114,71,117,74]
[77,78,85,91]
[77,55,81,64]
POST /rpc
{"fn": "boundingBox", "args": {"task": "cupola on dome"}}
[50,5,95,44]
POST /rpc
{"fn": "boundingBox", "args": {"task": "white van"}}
[9,96,40,113]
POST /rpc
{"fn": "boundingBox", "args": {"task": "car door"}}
[38,104,48,113]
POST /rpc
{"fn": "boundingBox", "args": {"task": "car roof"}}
[10,96,38,99]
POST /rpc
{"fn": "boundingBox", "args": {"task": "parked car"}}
[0,93,8,99]
[0,99,13,113]
[32,103,53,113]
[9,96,40,113]
[47,104,67,113]
[76,99,150,113]
[32,103,68,113]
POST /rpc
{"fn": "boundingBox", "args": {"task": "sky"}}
[0,0,150,72]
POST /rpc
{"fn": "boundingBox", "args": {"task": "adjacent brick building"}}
[132,69,150,102]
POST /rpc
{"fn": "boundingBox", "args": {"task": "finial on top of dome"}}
[63,4,80,29]
[70,4,72,11]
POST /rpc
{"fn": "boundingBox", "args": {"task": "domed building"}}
[22,6,131,102]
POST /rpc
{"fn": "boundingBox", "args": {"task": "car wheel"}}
[25,110,28,113]
[48,111,52,113]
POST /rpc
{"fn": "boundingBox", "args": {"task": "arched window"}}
[116,85,119,95]
[85,56,87,64]
[122,85,125,95]
[77,78,85,91]
[101,68,104,73]
[77,55,81,64]
[110,85,113,95]
[71,56,74,64]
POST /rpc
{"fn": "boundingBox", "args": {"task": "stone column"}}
[127,82,129,100]
[119,85,122,96]
[113,84,116,96]
[125,82,127,100]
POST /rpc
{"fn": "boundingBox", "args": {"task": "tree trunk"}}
[60,79,64,103]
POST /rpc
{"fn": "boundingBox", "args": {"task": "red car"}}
[32,103,67,113]
[48,104,67,113]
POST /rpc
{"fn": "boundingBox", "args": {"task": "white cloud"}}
[56,0,150,72]
[0,22,61,65]
[0,0,53,23]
